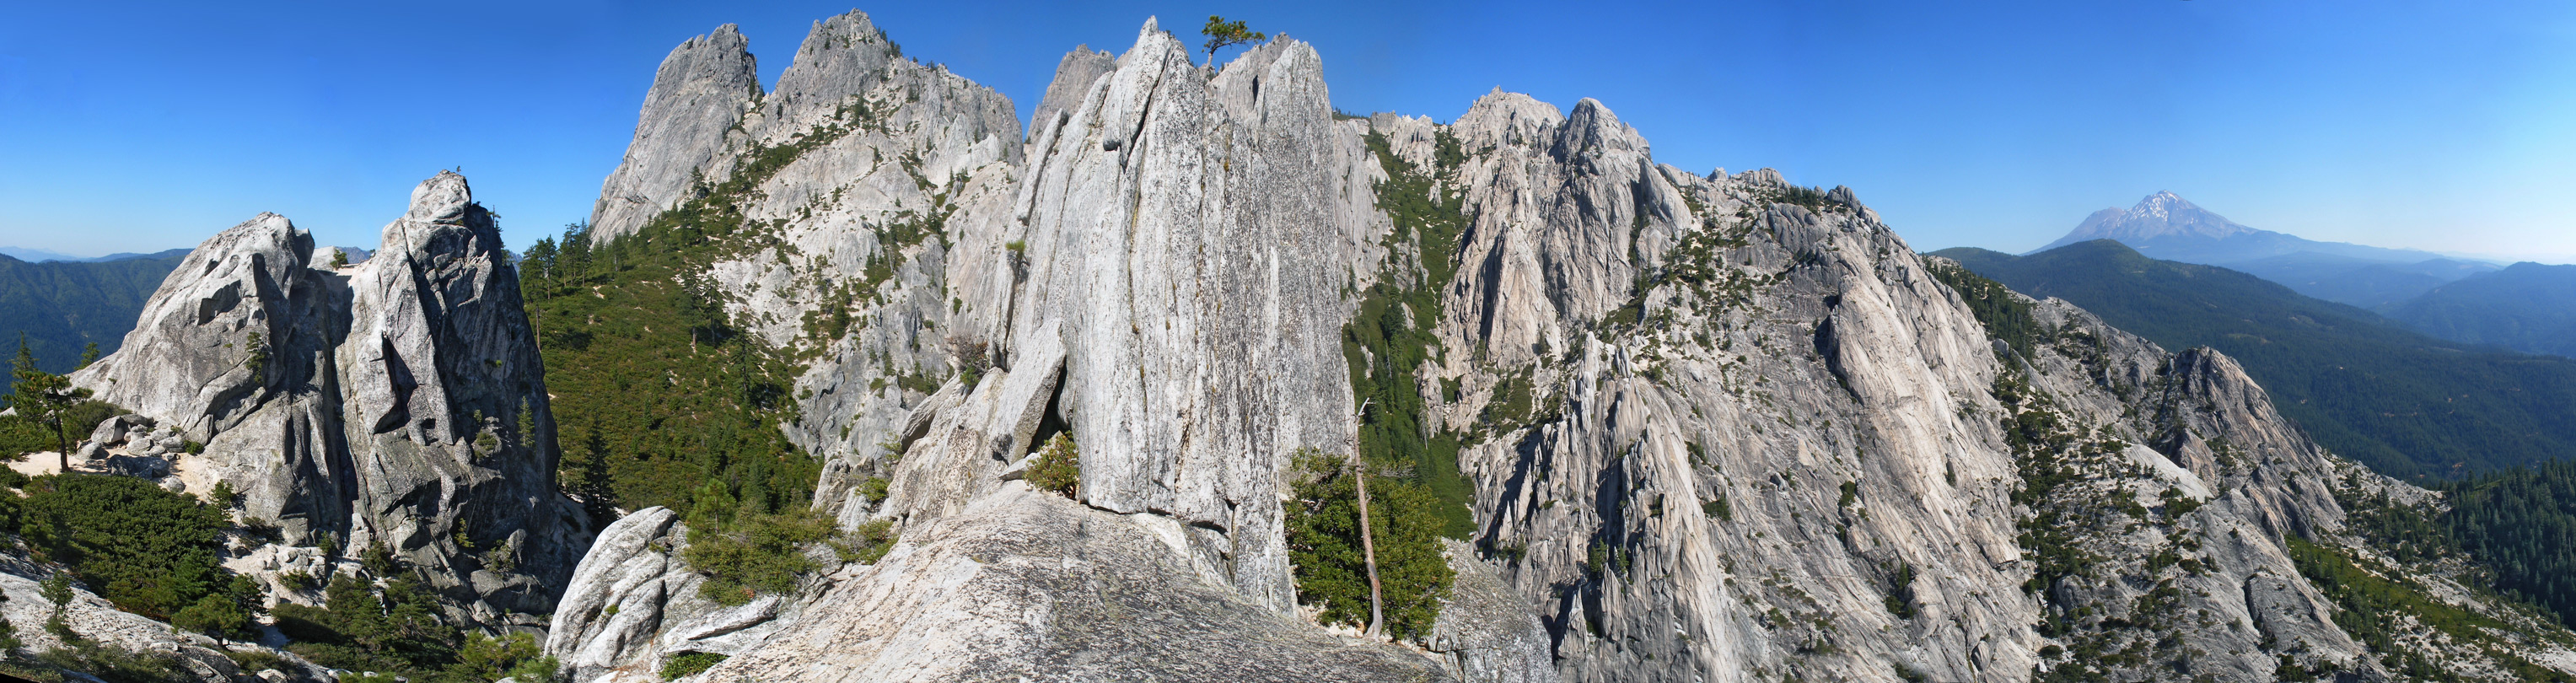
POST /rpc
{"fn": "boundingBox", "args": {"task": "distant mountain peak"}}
[2131,190,2195,219]
[2055,191,2256,247]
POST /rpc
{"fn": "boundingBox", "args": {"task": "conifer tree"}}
[9,335,90,472]
[1199,15,1266,67]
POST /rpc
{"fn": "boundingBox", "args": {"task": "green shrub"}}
[1702,496,1733,521]
[1025,433,1079,497]
[663,651,728,680]
[455,632,557,682]
[1283,448,1455,642]
[685,508,834,605]
[32,640,187,682]
[858,476,890,504]
[1882,562,1917,619]
[836,519,897,565]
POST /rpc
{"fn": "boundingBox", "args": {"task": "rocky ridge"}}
[68,172,589,627]
[540,9,2576,683]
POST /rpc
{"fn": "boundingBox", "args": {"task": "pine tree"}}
[1199,15,1267,67]
[9,335,90,472]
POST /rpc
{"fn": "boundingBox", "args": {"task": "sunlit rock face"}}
[75,172,589,627]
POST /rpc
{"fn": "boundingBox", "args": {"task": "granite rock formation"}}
[543,9,2576,683]
[589,24,762,242]
[70,172,589,625]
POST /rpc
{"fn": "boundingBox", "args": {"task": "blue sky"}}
[4,0,2573,262]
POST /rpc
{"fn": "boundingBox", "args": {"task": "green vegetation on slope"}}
[522,97,951,520]
[521,219,815,517]
[2287,536,2573,682]
[1342,129,1475,539]
[0,250,185,379]
[10,474,260,637]
[1936,240,2576,479]
[678,479,843,605]
[275,567,557,682]
[1923,257,2042,357]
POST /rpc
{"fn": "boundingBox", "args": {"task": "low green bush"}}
[15,474,255,635]
[684,506,834,606]
[1025,433,1079,497]
[663,651,728,680]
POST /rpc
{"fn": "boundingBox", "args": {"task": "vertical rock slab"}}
[999,21,1363,611]
[590,25,762,241]
[73,213,361,548]
[341,171,587,618]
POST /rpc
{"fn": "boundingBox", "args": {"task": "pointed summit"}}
[2041,191,2255,251]
[2034,191,2446,267]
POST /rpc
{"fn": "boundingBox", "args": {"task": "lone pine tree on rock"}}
[1200,15,1266,66]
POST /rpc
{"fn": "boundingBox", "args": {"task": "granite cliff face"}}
[544,10,2576,683]
[71,172,589,626]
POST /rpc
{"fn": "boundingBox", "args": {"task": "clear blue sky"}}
[5,1,2573,262]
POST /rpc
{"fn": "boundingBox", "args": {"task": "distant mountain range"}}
[0,249,190,374]
[1938,239,2576,480]
[2036,191,2498,309]
[2031,192,2576,358]
[0,245,189,263]
[2386,261,2576,358]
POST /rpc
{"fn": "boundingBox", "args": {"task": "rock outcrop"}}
[544,508,817,683]
[545,9,2576,683]
[698,486,1446,682]
[71,172,588,625]
[589,24,762,241]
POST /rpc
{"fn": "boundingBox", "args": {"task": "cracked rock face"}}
[980,22,1376,612]
[73,171,589,625]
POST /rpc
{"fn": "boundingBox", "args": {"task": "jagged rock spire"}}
[589,24,761,241]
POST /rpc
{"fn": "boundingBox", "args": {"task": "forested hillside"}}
[2445,460,2576,633]
[1937,240,2576,479]
[2389,261,2576,358]
[0,250,186,376]
[517,218,818,519]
